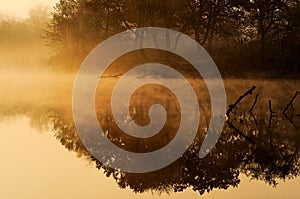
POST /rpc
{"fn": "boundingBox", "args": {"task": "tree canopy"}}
[46,0,300,76]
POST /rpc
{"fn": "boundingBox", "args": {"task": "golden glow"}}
[0,117,299,199]
[0,1,299,198]
[0,0,57,18]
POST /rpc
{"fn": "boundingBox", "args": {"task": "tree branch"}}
[268,100,276,128]
[226,85,257,119]
[283,91,300,128]
[227,121,255,145]
[249,94,260,125]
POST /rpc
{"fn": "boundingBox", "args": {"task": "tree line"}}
[44,0,300,76]
[0,6,50,70]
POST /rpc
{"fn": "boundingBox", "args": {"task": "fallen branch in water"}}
[268,100,276,128]
[226,85,257,119]
[249,94,260,125]
[227,121,255,145]
[283,91,300,128]
[226,85,257,144]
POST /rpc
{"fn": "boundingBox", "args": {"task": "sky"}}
[0,0,58,18]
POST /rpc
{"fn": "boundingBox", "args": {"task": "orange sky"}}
[0,0,57,18]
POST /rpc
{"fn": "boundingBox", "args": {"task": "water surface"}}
[0,71,299,198]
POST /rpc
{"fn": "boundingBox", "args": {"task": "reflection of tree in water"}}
[22,87,300,195]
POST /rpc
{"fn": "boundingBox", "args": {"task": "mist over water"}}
[1,66,299,196]
[0,5,300,198]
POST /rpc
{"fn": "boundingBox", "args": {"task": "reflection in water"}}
[0,70,300,194]
[0,71,299,196]
[1,117,299,199]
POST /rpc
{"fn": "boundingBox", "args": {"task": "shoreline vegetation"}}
[0,1,299,79]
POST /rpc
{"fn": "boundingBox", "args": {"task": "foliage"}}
[0,7,50,70]
[44,0,300,75]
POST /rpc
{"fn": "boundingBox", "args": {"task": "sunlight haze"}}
[0,0,57,18]
[0,0,299,198]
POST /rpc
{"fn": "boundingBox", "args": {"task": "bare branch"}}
[249,94,260,125]
[226,85,257,119]
[283,91,300,128]
[268,100,276,128]
[227,121,255,145]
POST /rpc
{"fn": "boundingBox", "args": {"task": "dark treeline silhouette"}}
[46,0,300,77]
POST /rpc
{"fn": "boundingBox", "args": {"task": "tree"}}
[237,0,290,55]
[46,0,128,70]
[175,0,232,46]
[44,0,300,74]
[27,5,51,34]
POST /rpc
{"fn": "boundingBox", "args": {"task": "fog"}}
[0,4,300,198]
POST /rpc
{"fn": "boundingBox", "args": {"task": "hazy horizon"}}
[0,0,57,18]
